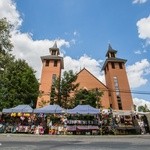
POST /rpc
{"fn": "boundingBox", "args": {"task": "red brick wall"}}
[74,69,110,109]
[36,59,61,108]
[105,62,133,110]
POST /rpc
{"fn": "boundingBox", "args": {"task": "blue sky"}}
[14,1,144,59]
[0,0,150,109]
[16,0,149,61]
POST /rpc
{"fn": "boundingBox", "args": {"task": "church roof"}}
[41,55,63,60]
[105,44,117,57]
[49,41,60,55]
[53,41,57,48]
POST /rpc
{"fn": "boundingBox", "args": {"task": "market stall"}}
[67,105,100,135]
[34,104,66,135]
[112,110,141,134]
[1,105,34,133]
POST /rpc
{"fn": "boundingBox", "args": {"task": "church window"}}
[110,104,112,108]
[52,74,57,84]
[119,62,123,69]
[52,50,56,55]
[54,60,57,67]
[114,77,123,110]
[45,60,50,66]
[118,103,123,110]
[111,62,115,69]
[111,52,115,58]
[113,77,120,96]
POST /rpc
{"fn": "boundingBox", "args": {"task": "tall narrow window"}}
[45,60,50,66]
[52,74,57,84]
[52,50,56,55]
[111,62,115,69]
[119,62,123,69]
[54,60,57,67]
[110,104,112,108]
[111,52,115,58]
[114,76,123,110]
[113,76,119,96]
[118,103,123,110]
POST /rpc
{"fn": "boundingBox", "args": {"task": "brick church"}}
[36,42,133,110]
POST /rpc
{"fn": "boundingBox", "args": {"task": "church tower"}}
[102,44,133,110]
[36,42,64,108]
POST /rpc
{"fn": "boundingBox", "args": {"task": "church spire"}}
[108,43,113,51]
[53,41,57,48]
[49,41,60,56]
[106,44,117,58]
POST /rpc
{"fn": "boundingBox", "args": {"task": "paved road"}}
[0,134,150,150]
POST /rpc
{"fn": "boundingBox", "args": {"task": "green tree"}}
[0,18,14,70]
[50,70,79,109]
[0,18,14,110]
[138,104,150,112]
[74,88,103,108]
[0,18,39,110]
[0,18,13,53]
[0,59,39,110]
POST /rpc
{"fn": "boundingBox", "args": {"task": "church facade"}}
[36,42,133,110]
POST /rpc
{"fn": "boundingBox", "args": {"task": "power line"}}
[1,88,150,96]
[99,88,150,95]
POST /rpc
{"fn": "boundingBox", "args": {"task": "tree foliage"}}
[0,59,39,110]
[74,88,103,108]
[138,104,150,112]
[50,70,79,109]
[0,18,39,110]
[0,18,13,54]
[0,18,14,71]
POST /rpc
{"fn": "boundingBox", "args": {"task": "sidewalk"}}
[0,133,150,142]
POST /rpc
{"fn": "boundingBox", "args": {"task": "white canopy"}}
[34,104,65,114]
[67,105,100,114]
[2,105,33,113]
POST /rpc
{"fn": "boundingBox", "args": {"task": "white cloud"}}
[0,0,104,83]
[134,50,142,54]
[134,49,147,54]
[1,0,150,92]
[127,59,150,88]
[137,15,150,46]
[11,31,69,78]
[73,31,77,36]
[73,31,79,37]
[70,39,76,45]
[0,0,22,28]
[133,97,150,111]
[137,15,150,39]
[64,55,105,83]
[0,0,70,79]
[132,0,148,4]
